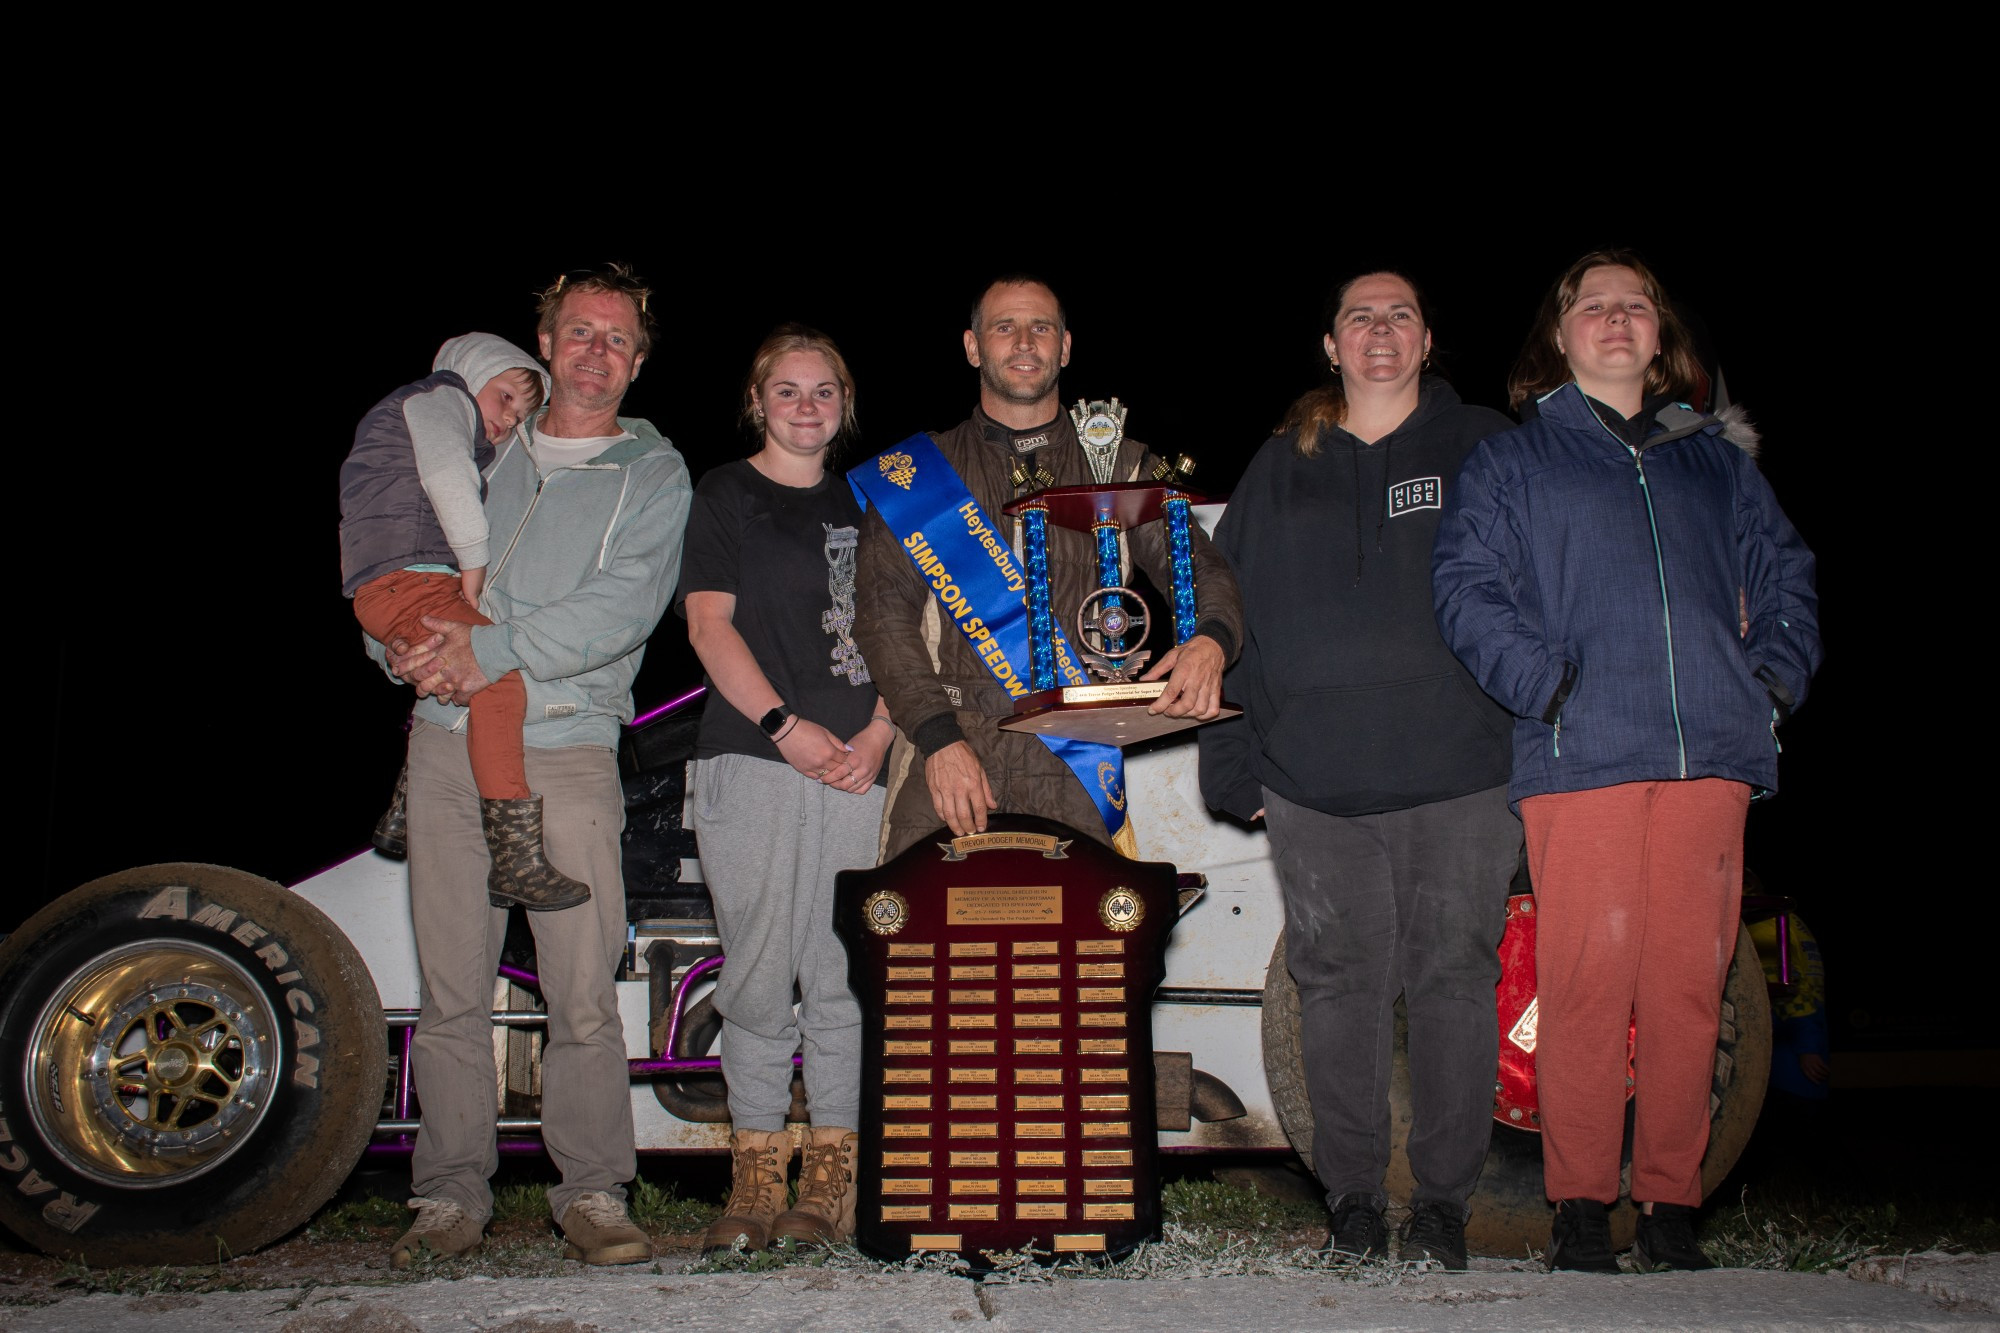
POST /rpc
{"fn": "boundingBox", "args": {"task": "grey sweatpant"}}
[687,752,884,1132]
[406,719,636,1222]
[1264,783,1520,1212]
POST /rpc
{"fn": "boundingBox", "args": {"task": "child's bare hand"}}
[460,566,486,608]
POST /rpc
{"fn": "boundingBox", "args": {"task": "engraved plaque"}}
[948,884,1062,926]
[1084,1203,1136,1221]
[948,1123,1000,1138]
[1055,1233,1107,1252]
[837,814,1175,1261]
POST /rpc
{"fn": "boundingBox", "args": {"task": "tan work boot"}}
[703,1128,794,1252]
[389,1195,484,1269]
[771,1125,858,1244]
[481,795,591,910]
[558,1189,653,1265]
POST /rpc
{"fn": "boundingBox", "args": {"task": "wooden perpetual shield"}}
[833,815,1178,1264]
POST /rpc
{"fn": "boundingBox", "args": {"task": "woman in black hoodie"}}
[1199,272,1519,1268]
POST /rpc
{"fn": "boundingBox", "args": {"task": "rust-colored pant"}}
[1522,778,1750,1207]
[353,569,530,801]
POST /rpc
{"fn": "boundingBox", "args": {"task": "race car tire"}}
[0,864,387,1265]
[1261,921,1770,1256]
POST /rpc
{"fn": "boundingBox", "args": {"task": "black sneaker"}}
[1327,1192,1387,1258]
[1547,1198,1619,1273]
[1400,1200,1468,1269]
[1633,1202,1714,1271]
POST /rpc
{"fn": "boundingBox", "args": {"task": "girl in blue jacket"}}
[1432,250,1820,1274]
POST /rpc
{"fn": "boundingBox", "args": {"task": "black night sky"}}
[28,195,1960,1057]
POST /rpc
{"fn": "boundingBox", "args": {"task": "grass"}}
[1701,1189,2000,1272]
[1162,1177,1325,1233]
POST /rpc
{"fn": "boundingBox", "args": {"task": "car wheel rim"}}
[25,939,280,1189]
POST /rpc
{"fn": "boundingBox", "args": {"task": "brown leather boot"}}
[703,1128,794,1252]
[481,796,590,911]
[372,762,410,859]
[771,1125,858,1244]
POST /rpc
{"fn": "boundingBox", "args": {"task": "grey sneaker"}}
[389,1196,484,1269]
[560,1190,653,1265]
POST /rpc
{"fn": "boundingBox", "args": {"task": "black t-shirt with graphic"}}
[677,459,879,775]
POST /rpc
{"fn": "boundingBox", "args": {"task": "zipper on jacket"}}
[1628,444,1688,777]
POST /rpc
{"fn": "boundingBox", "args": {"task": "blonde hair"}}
[742,324,860,462]
[1276,270,1429,457]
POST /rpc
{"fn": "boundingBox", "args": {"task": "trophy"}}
[997,400,1240,747]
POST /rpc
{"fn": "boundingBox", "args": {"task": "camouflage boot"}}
[703,1128,794,1252]
[771,1125,858,1244]
[480,796,590,911]
[371,762,410,859]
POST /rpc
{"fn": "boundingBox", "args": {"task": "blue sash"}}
[851,434,1127,840]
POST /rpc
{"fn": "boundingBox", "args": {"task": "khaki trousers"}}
[406,719,636,1220]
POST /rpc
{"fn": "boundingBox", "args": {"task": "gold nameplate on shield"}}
[1015,1095,1064,1111]
[886,990,933,1005]
[947,884,1062,926]
[1084,1203,1135,1221]
[883,1206,930,1222]
[1078,1012,1126,1027]
[1078,940,1124,955]
[1017,1150,1066,1167]
[1013,962,1061,979]
[950,1204,999,1221]
[885,1014,931,1030]
[884,1040,932,1056]
[1077,962,1124,978]
[886,966,932,981]
[1077,987,1126,1004]
[950,1151,999,1168]
[910,1233,959,1248]
[1055,1234,1107,1252]
[884,1095,931,1111]
[949,1123,999,1138]
[1084,1178,1134,1195]
[1015,1067,1063,1083]
[950,964,997,980]
[949,1040,995,1054]
[950,1179,1000,1196]
[882,1152,930,1167]
[948,1013,997,1029]
[1081,1095,1130,1112]
[884,1069,930,1084]
[1014,987,1061,1004]
[1013,940,1060,955]
[1079,1068,1128,1083]
[1017,1179,1066,1195]
[881,1178,930,1195]
[883,1123,929,1139]
[1018,1203,1068,1220]
[1016,1123,1064,1139]
[887,942,933,958]
[1016,1012,1061,1028]
[1014,1040,1061,1056]
[951,989,997,1004]
[949,1095,997,1111]
[949,941,998,957]
[1079,1038,1126,1055]
[1082,1121,1131,1137]
[1082,1150,1133,1167]
[948,1068,997,1083]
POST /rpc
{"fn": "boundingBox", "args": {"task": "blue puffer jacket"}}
[1431,383,1820,803]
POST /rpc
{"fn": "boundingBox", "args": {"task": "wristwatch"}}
[759,704,794,737]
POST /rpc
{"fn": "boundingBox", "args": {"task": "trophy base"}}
[998,684,1242,746]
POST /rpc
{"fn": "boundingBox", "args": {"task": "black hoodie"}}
[1198,378,1514,819]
